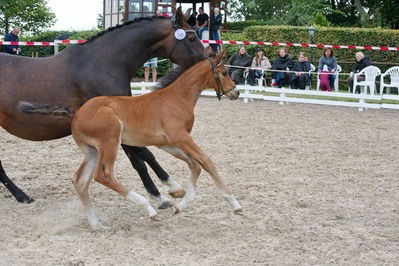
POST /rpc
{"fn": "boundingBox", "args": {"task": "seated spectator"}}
[319,65,332,91]
[289,52,310,90]
[247,47,271,86]
[347,52,371,93]
[272,47,294,88]
[227,46,252,85]
[318,48,337,90]
[196,7,209,39]
[187,11,197,29]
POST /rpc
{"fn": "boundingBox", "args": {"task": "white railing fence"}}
[130,82,399,112]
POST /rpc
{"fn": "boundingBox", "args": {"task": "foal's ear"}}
[175,7,184,26]
[184,8,192,22]
[216,48,227,63]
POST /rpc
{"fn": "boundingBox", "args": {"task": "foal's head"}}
[206,48,240,100]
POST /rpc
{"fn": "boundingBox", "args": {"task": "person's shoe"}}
[272,82,277,87]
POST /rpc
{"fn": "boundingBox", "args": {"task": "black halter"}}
[167,17,198,59]
[207,57,237,100]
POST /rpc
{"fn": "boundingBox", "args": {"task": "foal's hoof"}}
[91,223,111,231]
[169,189,186,198]
[173,207,180,215]
[150,215,161,221]
[234,208,244,216]
[17,196,35,204]
[158,201,174,210]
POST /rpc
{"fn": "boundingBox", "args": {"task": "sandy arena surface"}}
[1,98,399,265]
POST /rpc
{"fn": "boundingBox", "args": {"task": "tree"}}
[0,0,56,36]
[229,0,398,29]
[229,0,292,21]
[280,0,332,26]
[229,0,335,26]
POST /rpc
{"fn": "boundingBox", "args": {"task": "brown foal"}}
[71,48,242,229]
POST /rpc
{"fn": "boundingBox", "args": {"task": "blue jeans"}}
[211,30,220,53]
[329,74,336,90]
[275,72,287,88]
[197,27,207,40]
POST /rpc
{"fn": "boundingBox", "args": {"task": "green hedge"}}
[226,20,268,31]
[222,26,399,73]
[19,31,69,57]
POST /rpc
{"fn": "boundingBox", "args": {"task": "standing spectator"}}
[209,7,222,53]
[318,48,337,90]
[272,47,294,88]
[187,11,197,28]
[227,46,252,85]
[247,47,271,86]
[4,26,21,55]
[289,52,311,90]
[347,52,371,93]
[196,7,209,40]
[144,58,158,82]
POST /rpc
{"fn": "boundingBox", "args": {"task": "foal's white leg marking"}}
[176,182,196,211]
[86,208,110,230]
[164,177,183,194]
[159,145,201,212]
[220,191,242,211]
[78,146,111,230]
[127,191,158,218]
[159,146,186,193]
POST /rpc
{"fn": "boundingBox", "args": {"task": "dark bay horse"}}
[0,7,204,207]
[70,48,242,229]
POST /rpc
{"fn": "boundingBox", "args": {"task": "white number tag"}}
[175,29,186,40]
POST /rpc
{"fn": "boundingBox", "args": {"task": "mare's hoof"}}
[234,208,244,216]
[169,189,186,198]
[150,215,161,221]
[173,207,180,215]
[158,201,174,210]
[17,196,35,204]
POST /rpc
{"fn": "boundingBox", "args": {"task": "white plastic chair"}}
[316,64,342,92]
[306,63,316,90]
[353,66,381,95]
[380,66,399,96]
[244,70,266,86]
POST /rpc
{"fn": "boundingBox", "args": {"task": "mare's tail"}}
[18,101,75,118]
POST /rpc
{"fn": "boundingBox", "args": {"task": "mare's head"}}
[160,7,205,69]
[205,47,239,100]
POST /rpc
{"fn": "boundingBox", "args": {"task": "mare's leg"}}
[0,160,34,203]
[166,135,242,215]
[122,145,185,201]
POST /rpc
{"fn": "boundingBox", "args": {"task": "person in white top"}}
[247,47,271,86]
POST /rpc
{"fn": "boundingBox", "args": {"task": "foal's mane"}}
[154,66,186,90]
[82,16,167,45]
[155,54,216,90]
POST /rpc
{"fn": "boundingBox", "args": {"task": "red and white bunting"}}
[0,39,398,51]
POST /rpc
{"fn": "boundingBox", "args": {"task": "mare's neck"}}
[164,60,212,107]
[70,19,172,79]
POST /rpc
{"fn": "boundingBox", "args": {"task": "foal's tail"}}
[18,101,75,118]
